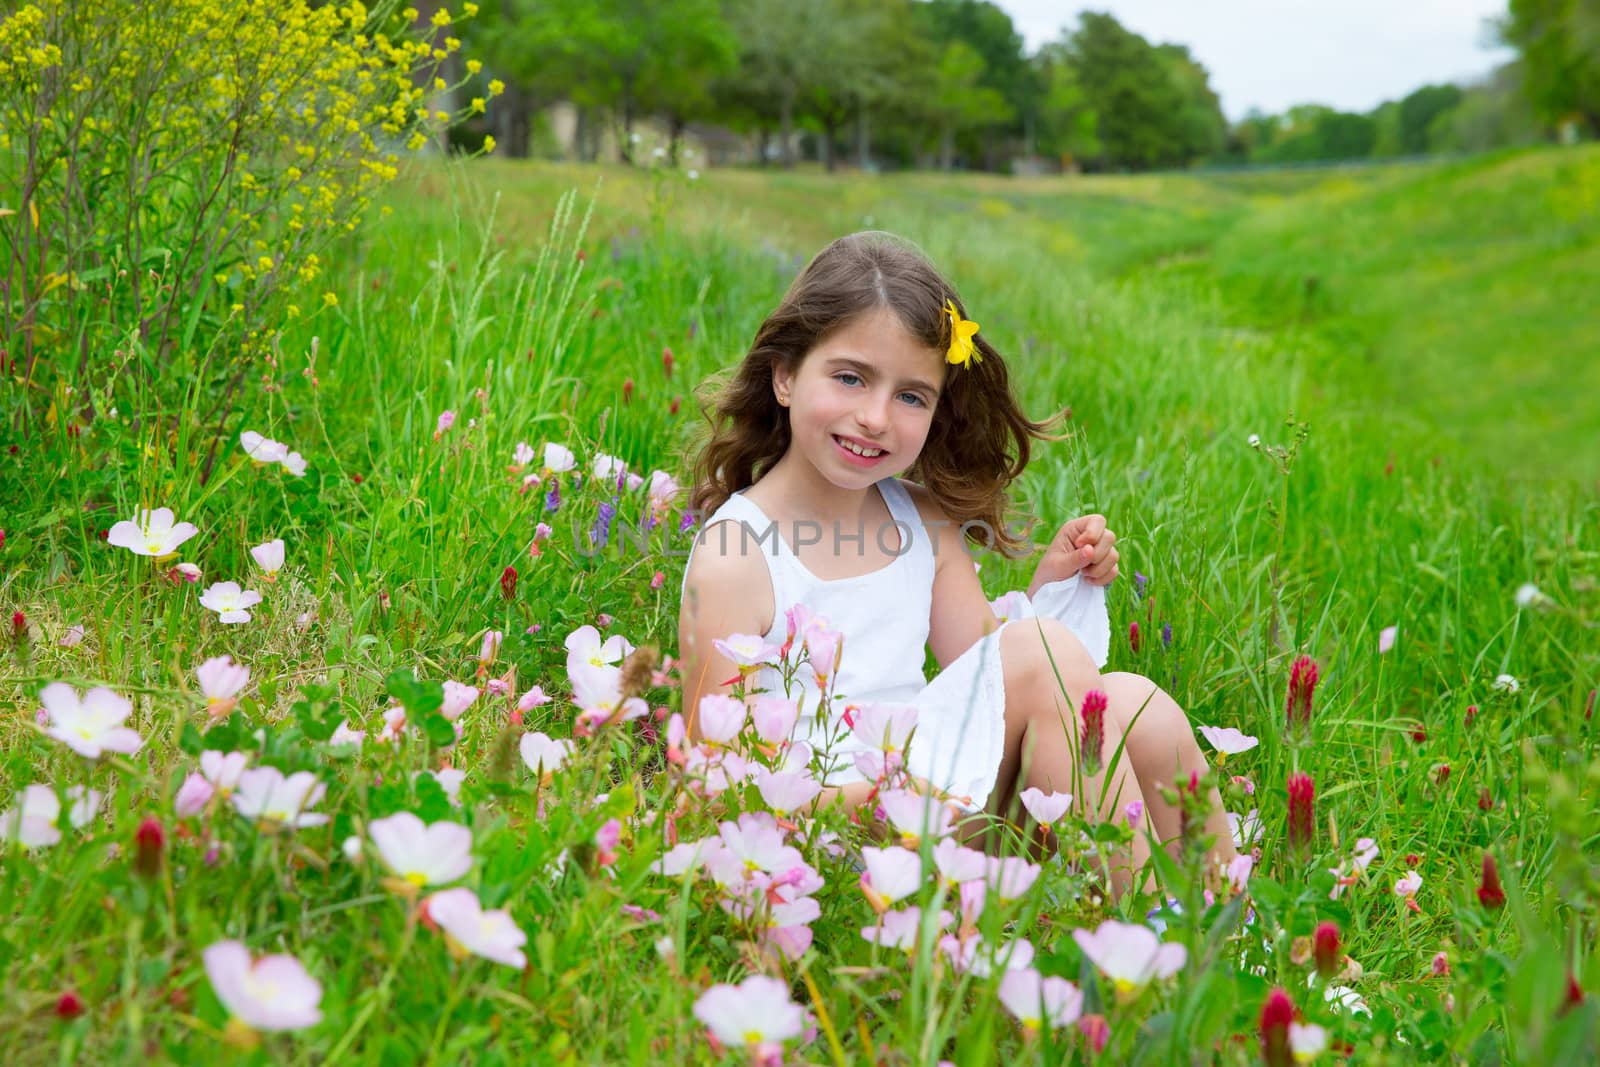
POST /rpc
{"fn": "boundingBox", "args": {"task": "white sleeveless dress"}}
[682,475,1110,811]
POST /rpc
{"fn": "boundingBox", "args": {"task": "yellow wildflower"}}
[487,78,504,97]
[943,300,980,368]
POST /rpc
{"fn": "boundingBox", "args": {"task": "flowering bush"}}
[0,0,494,454]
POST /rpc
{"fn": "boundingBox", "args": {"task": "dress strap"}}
[876,477,932,563]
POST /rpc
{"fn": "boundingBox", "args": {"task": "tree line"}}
[455,0,1599,172]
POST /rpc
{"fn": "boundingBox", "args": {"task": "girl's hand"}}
[1027,514,1119,597]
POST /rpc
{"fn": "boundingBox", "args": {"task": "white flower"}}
[1072,920,1186,995]
[1228,808,1263,848]
[687,169,699,180]
[369,812,473,887]
[1377,625,1398,655]
[440,681,480,721]
[240,431,290,465]
[542,442,575,472]
[196,654,250,714]
[1019,787,1072,827]
[1393,870,1423,897]
[512,441,536,468]
[230,767,328,829]
[425,887,528,968]
[106,506,199,559]
[1247,433,1261,447]
[39,682,143,758]
[520,732,574,777]
[203,940,322,1032]
[1,783,101,847]
[1290,1021,1329,1060]
[281,451,307,477]
[1513,583,1543,608]
[250,539,285,577]
[58,624,85,648]
[692,975,804,1053]
[419,768,466,805]
[1492,673,1521,694]
[1198,725,1259,755]
[329,720,365,749]
[592,452,627,482]
[998,968,1083,1031]
[199,581,262,624]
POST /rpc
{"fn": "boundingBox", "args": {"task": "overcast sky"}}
[995,0,1515,121]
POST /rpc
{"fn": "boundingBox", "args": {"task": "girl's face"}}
[772,306,946,490]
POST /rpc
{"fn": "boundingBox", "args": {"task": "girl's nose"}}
[855,394,891,434]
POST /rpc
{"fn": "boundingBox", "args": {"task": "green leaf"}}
[418,710,457,747]
[178,721,205,756]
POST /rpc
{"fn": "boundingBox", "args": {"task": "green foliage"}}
[0,0,482,443]
[3,147,1598,1061]
[1497,0,1600,135]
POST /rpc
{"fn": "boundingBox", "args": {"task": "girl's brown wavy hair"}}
[688,231,1065,557]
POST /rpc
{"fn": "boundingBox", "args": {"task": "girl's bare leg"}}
[1100,671,1237,875]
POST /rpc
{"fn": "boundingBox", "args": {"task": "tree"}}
[1060,12,1217,170]
[1397,83,1465,153]
[1496,0,1600,136]
[912,0,1030,169]
[1031,43,1100,166]
[927,40,1013,169]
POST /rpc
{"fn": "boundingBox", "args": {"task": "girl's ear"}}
[772,362,794,407]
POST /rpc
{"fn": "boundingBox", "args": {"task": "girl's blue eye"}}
[899,392,926,408]
[835,372,861,387]
[836,372,925,407]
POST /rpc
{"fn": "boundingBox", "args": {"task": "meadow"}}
[3,143,1598,1064]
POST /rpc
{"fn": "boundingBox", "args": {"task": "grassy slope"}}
[2,148,1596,1061]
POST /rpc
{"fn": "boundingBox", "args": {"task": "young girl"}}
[678,232,1235,893]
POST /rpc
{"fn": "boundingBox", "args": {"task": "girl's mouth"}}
[833,435,887,466]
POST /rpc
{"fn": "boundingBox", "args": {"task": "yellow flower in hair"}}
[944,299,981,368]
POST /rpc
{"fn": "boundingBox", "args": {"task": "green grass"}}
[1,147,1597,1063]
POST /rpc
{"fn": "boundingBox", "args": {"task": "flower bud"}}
[1477,852,1505,909]
[1285,655,1318,739]
[1259,987,1294,1067]
[661,346,674,378]
[1287,773,1315,857]
[1080,690,1107,776]
[54,990,86,1020]
[134,818,165,879]
[1313,921,1340,978]
[500,564,518,600]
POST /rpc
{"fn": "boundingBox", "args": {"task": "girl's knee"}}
[1000,618,1098,695]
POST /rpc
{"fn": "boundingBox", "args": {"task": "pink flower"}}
[1394,869,1423,899]
[440,681,480,721]
[1071,920,1186,997]
[370,813,473,888]
[520,732,574,777]
[692,975,804,1059]
[196,655,250,717]
[999,968,1083,1031]
[986,855,1041,903]
[516,686,552,712]
[174,773,215,817]
[1198,725,1258,756]
[425,887,528,968]
[878,789,955,846]
[198,581,262,625]
[594,818,622,866]
[1124,799,1145,827]
[859,845,924,910]
[1019,787,1072,828]
[40,682,143,759]
[695,694,747,745]
[250,538,285,578]
[754,767,822,816]
[712,632,779,668]
[851,702,918,753]
[203,940,322,1032]
[1378,625,1398,655]
[478,630,502,667]
[1,784,101,848]
[861,906,951,952]
[932,838,988,884]
[435,410,456,437]
[106,506,199,559]
[230,768,328,830]
[751,695,799,744]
